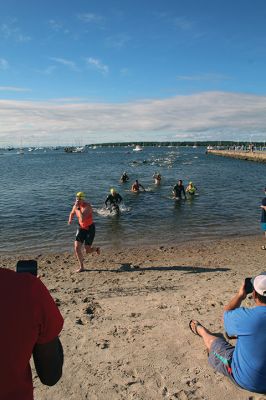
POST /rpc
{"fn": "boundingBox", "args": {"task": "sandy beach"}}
[2,235,266,400]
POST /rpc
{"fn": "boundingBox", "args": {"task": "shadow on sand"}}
[81,264,230,274]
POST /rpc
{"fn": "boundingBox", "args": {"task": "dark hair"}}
[255,291,266,304]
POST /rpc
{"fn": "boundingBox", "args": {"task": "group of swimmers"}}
[120,171,196,195]
[104,172,198,214]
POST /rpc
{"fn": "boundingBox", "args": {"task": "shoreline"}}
[2,234,266,400]
[0,231,262,257]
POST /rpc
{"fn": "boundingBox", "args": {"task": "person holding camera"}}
[189,273,266,394]
[68,191,100,272]
[0,267,64,400]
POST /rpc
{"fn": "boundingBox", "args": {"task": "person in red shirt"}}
[68,191,100,272]
[0,267,64,400]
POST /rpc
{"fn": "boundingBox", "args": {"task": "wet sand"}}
[2,235,266,400]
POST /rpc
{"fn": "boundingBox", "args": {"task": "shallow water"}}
[0,146,265,254]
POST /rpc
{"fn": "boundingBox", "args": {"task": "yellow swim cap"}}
[110,188,116,195]
[76,191,85,200]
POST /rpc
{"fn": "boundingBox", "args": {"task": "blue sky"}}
[1,0,266,146]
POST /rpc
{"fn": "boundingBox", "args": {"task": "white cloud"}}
[0,20,31,42]
[0,92,266,146]
[120,68,130,77]
[50,57,79,71]
[48,19,62,32]
[41,66,57,75]
[0,58,9,70]
[0,86,31,92]
[105,34,130,49]
[174,16,193,31]
[176,73,231,82]
[86,57,109,75]
[77,13,105,25]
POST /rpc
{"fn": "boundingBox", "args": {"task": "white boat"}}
[73,146,85,153]
[133,145,143,152]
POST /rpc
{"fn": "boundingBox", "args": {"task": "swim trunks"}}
[75,224,95,245]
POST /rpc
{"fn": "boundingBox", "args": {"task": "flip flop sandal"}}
[189,320,203,336]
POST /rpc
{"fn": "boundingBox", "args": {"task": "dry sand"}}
[2,235,266,400]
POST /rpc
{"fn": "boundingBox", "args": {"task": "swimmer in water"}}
[186,181,197,196]
[131,179,145,193]
[172,179,187,200]
[120,171,129,183]
[105,188,123,213]
[153,172,162,185]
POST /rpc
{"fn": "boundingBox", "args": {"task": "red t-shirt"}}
[0,268,64,400]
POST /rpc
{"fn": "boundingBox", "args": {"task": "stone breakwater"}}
[207,150,266,163]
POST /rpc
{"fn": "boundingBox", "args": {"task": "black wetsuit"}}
[105,193,123,208]
[121,174,129,182]
[173,184,186,199]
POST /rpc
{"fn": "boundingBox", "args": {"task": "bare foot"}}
[96,247,101,255]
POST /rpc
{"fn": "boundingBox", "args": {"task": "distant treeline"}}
[86,141,265,148]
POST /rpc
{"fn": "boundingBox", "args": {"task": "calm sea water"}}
[0,146,265,254]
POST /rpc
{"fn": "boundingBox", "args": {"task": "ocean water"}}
[0,146,265,254]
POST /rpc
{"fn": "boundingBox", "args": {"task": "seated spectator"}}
[0,267,64,400]
[189,273,266,394]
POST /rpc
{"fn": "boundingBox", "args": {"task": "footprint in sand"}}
[96,339,109,349]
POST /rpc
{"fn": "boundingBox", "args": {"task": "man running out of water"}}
[68,192,100,272]
[172,179,187,200]
[131,179,145,192]
[105,188,123,213]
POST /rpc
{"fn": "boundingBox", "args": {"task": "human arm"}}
[222,282,248,337]
[223,281,247,312]
[68,205,76,224]
[105,196,110,207]
[33,337,63,386]
[182,186,187,199]
[33,277,64,386]
[260,198,266,210]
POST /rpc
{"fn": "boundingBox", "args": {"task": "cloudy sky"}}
[1,0,266,146]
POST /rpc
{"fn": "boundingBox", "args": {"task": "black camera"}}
[16,260,38,276]
[244,277,253,294]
